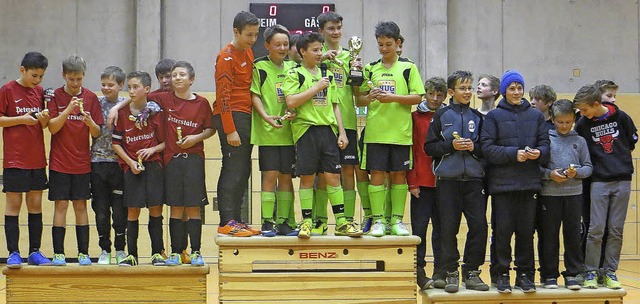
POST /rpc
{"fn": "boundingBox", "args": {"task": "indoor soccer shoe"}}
[218,220,253,237]
[52,253,66,266]
[370,219,386,237]
[6,251,22,269]
[604,272,622,289]
[298,221,312,239]
[362,217,373,234]
[97,250,111,265]
[115,250,127,264]
[238,221,261,235]
[311,221,328,236]
[78,253,92,266]
[119,255,138,267]
[165,253,182,266]
[583,271,598,289]
[151,253,166,266]
[335,221,363,237]
[181,250,191,264]
[261,221,277,237]
[390,219,410,236]
[190,251,205,266]
[27,251,52,266]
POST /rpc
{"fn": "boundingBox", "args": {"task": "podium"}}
[216,235,420,303]
[422,286,626,304]
[3,265,210,303]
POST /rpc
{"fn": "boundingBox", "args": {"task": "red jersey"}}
[152,92,214,164]
[213,43,253,134]
[49,87,104,174]
[112,105,165,171]
[407,110,437,189]
[0,80,46,169]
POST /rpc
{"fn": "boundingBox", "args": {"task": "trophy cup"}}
[275,110,294,126]
[42,88,53,115]
[137,155,145,171]
[77,98,84,114]
[346,36,364,86]
[452,131,461,140]
[176,126,183,143]
[366,80,377,90]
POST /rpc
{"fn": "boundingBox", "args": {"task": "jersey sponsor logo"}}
[168,115,198,128]
[14,98,22,103]
[125,131,155,144]
[275,82,285,103]
[378,80,396,95]
[16,106,39,114]
[312,89,328,106]
[67,114,85,121]
[330,67,344,88]
[381,73,393,77]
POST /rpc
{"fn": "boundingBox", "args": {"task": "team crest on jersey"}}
[378,80,396,95]
[591,122,619,154]
[468,120,476,133]
[331,67,344,88]
[275,82,285,103]
[313,90,328,106]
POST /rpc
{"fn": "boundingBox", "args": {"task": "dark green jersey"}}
[250,56,296,146]
[322,44,357,131]
[360,57,425,145]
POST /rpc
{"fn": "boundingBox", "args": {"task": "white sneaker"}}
[391,219,410,236]
[97,250,111,265]
[115,250,127,264]
[370,219,386,237]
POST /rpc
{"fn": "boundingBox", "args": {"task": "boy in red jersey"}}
[214,11,261,237]
[47,55,104,266]
[112,71,166,267]
[0,52,52,268]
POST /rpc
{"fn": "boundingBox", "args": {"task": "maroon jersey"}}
[112,105,165,171]
[0,80,46,169]
[49,87,104,174]
[152,92,214,164]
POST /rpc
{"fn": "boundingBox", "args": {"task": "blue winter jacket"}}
[480,98,550,194]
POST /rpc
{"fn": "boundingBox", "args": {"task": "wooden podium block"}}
[216,235,420,303]
[3,265,210,303]
[422,287,626,304]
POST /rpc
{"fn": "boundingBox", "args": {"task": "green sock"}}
[368,184,386,221]
[299,188,314,224]
[276,191,294,225]
[343,189,356,221]
[326,185,346,226]
[390,184,409,223]
[384,186,392,222]
[313,189,328,223]
[261,191,276,223]
[357,181,371,217]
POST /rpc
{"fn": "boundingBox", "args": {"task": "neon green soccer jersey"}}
[250,56,296,146]
[360,57,425,145]
[282,65,339,143]
[322,45,357,131]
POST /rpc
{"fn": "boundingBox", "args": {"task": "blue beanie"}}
[500,70,525,96]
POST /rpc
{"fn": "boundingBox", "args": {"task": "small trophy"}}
[275,110,293,126]
[77,98,84,114]
[524,146,534,153]
[563,164,576,177]
[42,88,53,115]
[452,131,461,140]
[136,155,145,171]
[366,80,377,90]
[176,126,183,143]
[346,36,364,86]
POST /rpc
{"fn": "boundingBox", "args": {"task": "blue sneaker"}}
[165,253,182,266]
[78,253,92,266]
[6,251,22,269]
[27,251,52,266]
[52,253,66,266]
[190,251,205,266]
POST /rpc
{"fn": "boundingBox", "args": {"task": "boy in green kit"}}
[358,21,425,237]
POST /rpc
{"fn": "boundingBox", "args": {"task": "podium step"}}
[3,265,210,303]
[421,286,626,304]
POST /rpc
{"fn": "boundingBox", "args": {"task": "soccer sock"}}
[390,184,409,223]
[5,215,19,253]
[368,184,386,221]
[114,229,126,252]
[188,219,202,252]
[343,189,356,222]
[127,220,139,258]
[261,191,276,223]
[181,219,189,252]
[148,216,163,255]
[169,218,186,254]
[76,225,90,255]
[313,189,328,223]
[299,188,314,223]
[357,181,372,217]
[27,213,43,253]
[52,226,65,254]
[384,186,392,222]
[326,184,346,226]
[287,192,297,228]
[276,191,293,225]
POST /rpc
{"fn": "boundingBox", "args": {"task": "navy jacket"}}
[424,100,484,180]
[480,98,550,194]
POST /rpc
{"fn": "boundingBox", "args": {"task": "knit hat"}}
[500,70,525,96]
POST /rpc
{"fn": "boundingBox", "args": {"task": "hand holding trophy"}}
[346,36,364,86]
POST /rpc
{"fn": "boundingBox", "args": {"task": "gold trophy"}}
[176,126,183,143]
[137,155,145,171]
[77,98,84,114]
[563,163,576,177]
[42,88,53,115]
[275,110,294,126]
[452,131,461,140]
[346,36,364,86]
[366,80,377,90]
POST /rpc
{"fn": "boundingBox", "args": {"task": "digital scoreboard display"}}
[249,3,336,58]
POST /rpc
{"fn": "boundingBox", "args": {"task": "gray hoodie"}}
[541,129,593,196]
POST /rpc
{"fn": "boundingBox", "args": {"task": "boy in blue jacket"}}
[480,70,550,293]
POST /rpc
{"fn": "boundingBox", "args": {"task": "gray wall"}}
[1,0,638,93]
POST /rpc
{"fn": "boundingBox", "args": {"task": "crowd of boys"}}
[0,10,636,295]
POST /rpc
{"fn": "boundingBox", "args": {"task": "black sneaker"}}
[432,272,446,289]
[417,266,434,290]
[515,274,536,293]
[565,276,581,290]
[543,277,558,289]
[464,270,489,291]
[444,270,459,293]
[497,273,512,293]
[276,222,293,236]
[261,221,276,237]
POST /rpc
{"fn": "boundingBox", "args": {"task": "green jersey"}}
[322,44,357,131]
[250,56,296,146]
[282,65,339,143]
[360,57,425,145]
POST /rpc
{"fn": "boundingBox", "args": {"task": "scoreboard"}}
[249,3,336,58]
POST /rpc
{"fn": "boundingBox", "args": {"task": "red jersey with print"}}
[0,80,46,169]
[407,109,437,189]
[112,106,165,171]
[213,43,253,134]
[152,92,214,164]
[49,87,104,174]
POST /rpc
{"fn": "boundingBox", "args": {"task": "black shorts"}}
[124,162,164,208]
[362,143,412,172]
[165,153,209,207]
[48,170,91,201]
[358,127,366,163]
[295,126,341,176]
[339,129,359,165]
[3,168,48,193]
[258,146,295,174]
